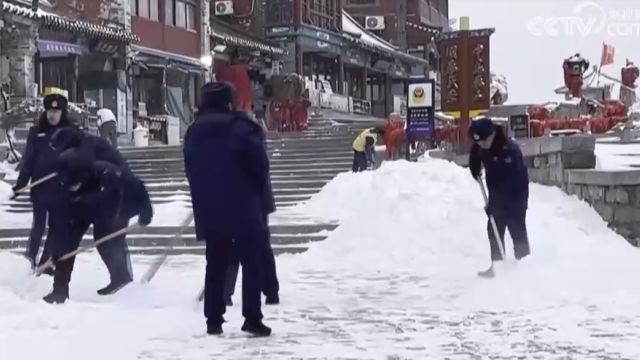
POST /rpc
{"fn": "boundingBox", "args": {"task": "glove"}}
[138,211,152,227]
[10,186,20,200]
[470,167,482,180]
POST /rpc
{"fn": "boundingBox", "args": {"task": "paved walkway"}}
[2,253,639,360]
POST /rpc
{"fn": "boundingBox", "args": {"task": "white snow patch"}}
[595,141,640,170]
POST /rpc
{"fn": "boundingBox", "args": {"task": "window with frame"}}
[132,0,160,21]
[302,0,341,31]
[165,0,197,30]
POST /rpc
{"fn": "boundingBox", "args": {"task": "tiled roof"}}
[210,19,285,56]
[2,2,138,43]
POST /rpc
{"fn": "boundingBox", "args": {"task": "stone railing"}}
[430,135,640,246]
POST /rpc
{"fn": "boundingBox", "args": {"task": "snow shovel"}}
[34,224,140,276]
[139,212,194,284]
[476,177,506,276]
[9,172,58,200]
[196,286,205,303]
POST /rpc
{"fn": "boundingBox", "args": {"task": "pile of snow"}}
[0,160,19,180]
[2,159,640,358]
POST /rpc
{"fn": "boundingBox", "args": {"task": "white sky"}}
[450,0,640,104]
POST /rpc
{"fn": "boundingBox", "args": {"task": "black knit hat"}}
[43,94,68,111]
[468,117,495,141]
[199,81,235,112]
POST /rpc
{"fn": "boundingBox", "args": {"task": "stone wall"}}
[564,170,640,245]
[430,135,640,246]
[519,135,596,186]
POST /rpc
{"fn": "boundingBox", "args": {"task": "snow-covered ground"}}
[595,141,640,170]
[2,159,640,358]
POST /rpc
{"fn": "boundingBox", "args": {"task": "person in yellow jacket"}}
[352,127,384,172]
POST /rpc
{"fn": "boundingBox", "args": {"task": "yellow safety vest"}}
[352,129,378,152]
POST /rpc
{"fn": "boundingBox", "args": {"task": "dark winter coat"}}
[50,127,127,170]
[15,113,74,202]
[184,110,274,241]
[49,156,153,254]
[468,127,529,216]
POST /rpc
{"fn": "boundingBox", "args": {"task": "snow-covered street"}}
[2,158,640,359]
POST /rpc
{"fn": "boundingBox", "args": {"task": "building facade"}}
[129,0,208,138]
[1,0,137,138]
[262,0,436,117]
[344,0,447,107]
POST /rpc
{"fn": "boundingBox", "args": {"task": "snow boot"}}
[265,294,279,305]
[477,266,495,278]
[207,324,223,335]
[97,278,132,296]
[43,286,69,304]
[241,319,272,337]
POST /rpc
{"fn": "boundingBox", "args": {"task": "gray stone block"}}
[566,169,640,186]
[593,201,614,222]
[533,156,545,168]
[523,155,535,168]
[632,187,640,206]
[519,138,542,157]
[561,135,596,152]
[561,151,596,169]
[539,137,563,154]
[586,185,605,201]
[613,205,640,223]
[617,188,630,204]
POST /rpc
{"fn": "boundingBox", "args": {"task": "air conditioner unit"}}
[365,16,385,30]
[214,1,234,16]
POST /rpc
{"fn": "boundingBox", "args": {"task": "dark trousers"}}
[205,232,264,325]
[26,200,48,263]
[487,210,531,262]
[224,235,279,300]
[352,151,368,172]
[52,216,132,291]
[99,122,118,149]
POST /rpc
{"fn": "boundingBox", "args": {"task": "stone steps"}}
[1,112,355,256]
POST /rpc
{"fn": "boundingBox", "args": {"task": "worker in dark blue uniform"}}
[468,118,531,278]
[224,170,279,307]
[184,81,272,337]
[42,149,153,304]
[49,126,128,169]
[14,93,74,269]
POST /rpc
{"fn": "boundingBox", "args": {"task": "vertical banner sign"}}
[509,114,530,138]
[405,78,436,160]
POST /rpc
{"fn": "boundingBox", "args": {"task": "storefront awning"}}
[2,2,138,43]
[341,10,428,67]
[210,19,285,56]
[131,45,205,73]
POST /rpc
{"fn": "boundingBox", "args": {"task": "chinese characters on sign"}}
[445,45,459,106]
[472,44,486,102]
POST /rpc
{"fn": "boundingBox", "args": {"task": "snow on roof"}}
[341,10,397,52]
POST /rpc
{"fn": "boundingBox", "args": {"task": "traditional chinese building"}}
[1,0,136,99]
[1,0,137,142]
[263,0,433,118]
[342,0,446,68]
